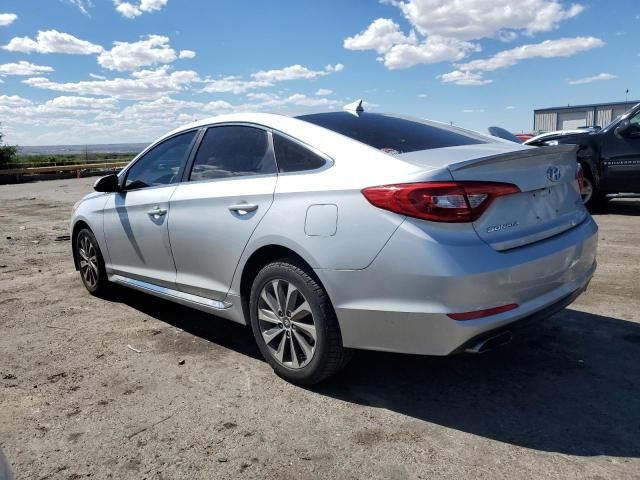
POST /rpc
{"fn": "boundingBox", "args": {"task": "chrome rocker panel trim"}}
[111,274,233,311]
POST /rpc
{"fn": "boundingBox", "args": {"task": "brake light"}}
[362,181,520,222]
[447,303,519,321]
[575,163,584,193]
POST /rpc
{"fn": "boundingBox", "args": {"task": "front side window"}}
[125,131,196,189]
[189,126,276,181]
[273,133,326,172]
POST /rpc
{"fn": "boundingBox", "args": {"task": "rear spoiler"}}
[449,145,579,173]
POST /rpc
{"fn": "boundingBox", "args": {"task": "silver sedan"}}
[70,107,598,384]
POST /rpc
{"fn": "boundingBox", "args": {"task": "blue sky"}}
[0,0,637,145]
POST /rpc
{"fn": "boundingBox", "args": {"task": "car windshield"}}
[603,103,640,130]
[297,112,489,154]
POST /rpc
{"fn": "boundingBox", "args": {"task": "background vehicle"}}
[70,110,597,384]
[526,103,640,209]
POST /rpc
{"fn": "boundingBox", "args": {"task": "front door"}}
[601,109,640,194]
[168,125,278,300]
[103,130,198,287]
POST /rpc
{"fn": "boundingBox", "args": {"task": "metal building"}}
[533,100,638,134]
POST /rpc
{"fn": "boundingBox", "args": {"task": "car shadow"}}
[108,288,640,457]
[110,285,262,361]
[314,308,640,457]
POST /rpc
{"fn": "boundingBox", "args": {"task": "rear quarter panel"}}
[227,129,453,296]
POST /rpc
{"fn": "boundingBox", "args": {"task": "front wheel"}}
[249,259,351,385]
[75,228,110,296]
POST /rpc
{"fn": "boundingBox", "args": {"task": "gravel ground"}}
[1,177,639,480]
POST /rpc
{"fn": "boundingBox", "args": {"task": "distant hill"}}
[17,143,150,156]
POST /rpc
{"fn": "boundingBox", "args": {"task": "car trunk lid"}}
[399,144,587,251]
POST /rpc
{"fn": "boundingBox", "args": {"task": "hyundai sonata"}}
[70,105,598,384]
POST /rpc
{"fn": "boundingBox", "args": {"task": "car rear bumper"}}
[315,215,598,355]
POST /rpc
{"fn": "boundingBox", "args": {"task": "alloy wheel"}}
[78,234,99,289]
[257,279,317,369]
[580,176,594,205]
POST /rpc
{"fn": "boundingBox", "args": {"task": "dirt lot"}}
[1,177,639,480]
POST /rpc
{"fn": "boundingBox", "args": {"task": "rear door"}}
[600,109,640,194]
[447,145,586,251]
[168,125,277,300]
[103,130,198,287]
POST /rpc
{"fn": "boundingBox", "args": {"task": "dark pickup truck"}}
[525,103,640,210]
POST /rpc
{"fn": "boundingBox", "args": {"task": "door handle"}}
[147,207,167,217]
[228,203,258,215]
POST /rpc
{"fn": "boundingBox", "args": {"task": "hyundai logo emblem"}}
[546,166,562,182]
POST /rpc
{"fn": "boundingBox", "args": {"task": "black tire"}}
[249,258,351,385]
[582,169,606,212]
[75,228,111,297]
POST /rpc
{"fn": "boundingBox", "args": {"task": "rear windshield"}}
[297,112,488,154]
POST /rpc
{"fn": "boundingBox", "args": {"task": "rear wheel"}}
[249,259,351,385]
[75,228,110,296]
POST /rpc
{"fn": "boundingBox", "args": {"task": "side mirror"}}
[614,119,631,138]
[93,174,120,193]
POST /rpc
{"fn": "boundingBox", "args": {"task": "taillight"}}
[362,181,520,222]
[575,163,584,193]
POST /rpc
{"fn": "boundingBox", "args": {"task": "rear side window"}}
[189,126,276,181]
[273,133,326,172]
[297,112,487,154]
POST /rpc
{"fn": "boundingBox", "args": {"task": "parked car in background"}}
[70,108,597,384]
[515,133,534,143]
[526,103,640,209]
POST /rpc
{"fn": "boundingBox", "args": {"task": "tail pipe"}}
[465,331,513,354]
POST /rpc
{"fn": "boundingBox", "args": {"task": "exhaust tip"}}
[465,331,513,354]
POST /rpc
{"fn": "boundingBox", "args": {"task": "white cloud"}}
[252,64,344,82]
[315,88,333,96]
[0,13,17,26]
[345,1,587,70]
[568,72,616,85]
[0,95,33,107]
[201,76,269,94]
[0,61,54,76]
[441,36,604,85]
[98,35,178,71]
[45,96,118,109]
[344,18,417,54]
[496,30,519,42]
[67,0,94,16]
[279,94,341,108]
[394,0,584,40]
[344,17,474,69]
[3,29,103,54]
[506,105,515,109]
[463,108,484,113]
[113,0,168,18]
[23,66,199,100]
[456,36,604,73]
[1,89,346,145]
[203,63,344,94]
[178,49,196,59]
[382,36,477,69]
[439,70,492,86]
[417,93,428,98]
[89,73,106,80]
